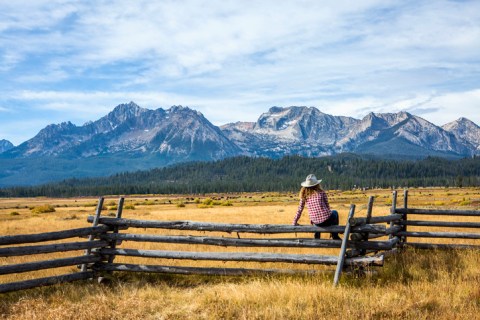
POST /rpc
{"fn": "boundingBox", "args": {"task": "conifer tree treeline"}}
[1,154,479,197]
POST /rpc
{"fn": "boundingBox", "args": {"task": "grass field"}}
[1,187,479,319]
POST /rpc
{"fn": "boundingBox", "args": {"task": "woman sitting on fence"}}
[292,174,341,240]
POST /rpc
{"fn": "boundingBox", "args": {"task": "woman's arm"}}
[292,198,306,225]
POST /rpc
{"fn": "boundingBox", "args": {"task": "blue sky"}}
[1,0,479,145]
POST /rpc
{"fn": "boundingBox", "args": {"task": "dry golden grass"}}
[1,188,480,319]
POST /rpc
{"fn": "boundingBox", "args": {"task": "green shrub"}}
[203,198,214,205]
[10,211,20,216]
[177,202,186,208]
[30,204,56,214]
[124,204,136,210]
[220,200,233,206]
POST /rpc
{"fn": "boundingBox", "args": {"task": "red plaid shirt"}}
[293,190,332,225]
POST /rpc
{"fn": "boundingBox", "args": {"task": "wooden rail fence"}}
[0,199,109,293]
[1,190,479,294]
[391,190,480,250]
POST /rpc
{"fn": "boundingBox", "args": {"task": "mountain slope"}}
[0,139,14,153]
[442,117,480,152]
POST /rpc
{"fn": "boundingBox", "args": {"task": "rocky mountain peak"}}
[443,117,479,131]
[108,101,147,121]
[267,106,284,113]
[168,105,204,118]
[255,106,323,131]
[38,121,76,137]
[88,102,150,134]
[442,117,480,150]
[0,139,14,153]
[371,111,411,126]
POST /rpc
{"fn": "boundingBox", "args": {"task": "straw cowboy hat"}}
[301,174,322,187]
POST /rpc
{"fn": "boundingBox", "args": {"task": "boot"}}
[331,233,341,240]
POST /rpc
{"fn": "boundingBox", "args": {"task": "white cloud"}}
[0,118,53,145]
[417,89,480,126]
[317,90,480,126]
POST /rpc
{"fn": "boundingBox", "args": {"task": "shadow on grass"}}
[344,247,471,287]
[108,269,334,289]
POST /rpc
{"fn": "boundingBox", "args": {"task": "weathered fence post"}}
[389,191,398,241]
[360,196,375,255]
[98,197,124,282]
[81,197,104,272]
[107,197,124,264]
[402,189,408,245]
[333,204,356,286]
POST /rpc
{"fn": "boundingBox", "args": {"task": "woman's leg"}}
[315,210,340,239]
[329,210,341,239]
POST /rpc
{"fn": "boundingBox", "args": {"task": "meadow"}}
[1,187,479,319]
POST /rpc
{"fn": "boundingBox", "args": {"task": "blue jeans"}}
[314,210,339,239]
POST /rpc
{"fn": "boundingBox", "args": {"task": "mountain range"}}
[1,102,479,186]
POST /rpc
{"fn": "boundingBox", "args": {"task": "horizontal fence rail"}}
[349,214,403,226]
[94,248,385,266]
[0,225,111,246]
[94,263,327,276]
[397,220,480,228]
[87,217,386,234]
[395,208,480,216]
[0,272,94,294]
[396,231,480,239]
[99,233,397,250]
[401,242,480,250]
[0,240,109,257]
[0,255,102,275]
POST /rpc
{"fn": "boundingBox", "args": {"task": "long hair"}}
[299,184,323,200]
